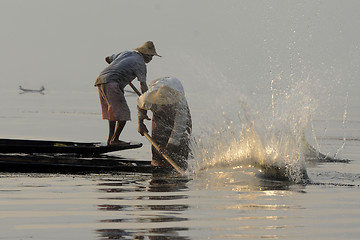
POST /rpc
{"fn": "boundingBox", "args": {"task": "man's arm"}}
[140,81,148,94]
[137,106,149,136]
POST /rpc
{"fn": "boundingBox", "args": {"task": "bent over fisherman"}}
[137,77,192,170]
[94,41,161,146]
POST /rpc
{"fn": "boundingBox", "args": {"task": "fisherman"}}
[94,41,161,146]
[137,77,192,170]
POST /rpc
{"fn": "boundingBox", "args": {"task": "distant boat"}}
[19,85,45,94]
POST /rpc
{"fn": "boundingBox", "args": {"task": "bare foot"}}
[109,140,130,146]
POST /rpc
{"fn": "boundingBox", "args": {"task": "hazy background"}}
[1,0,359,144]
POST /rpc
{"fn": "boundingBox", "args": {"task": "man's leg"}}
[113,120,126,142]
[109,120,128,145]
[107,120,116,145]
[102,82,130,146]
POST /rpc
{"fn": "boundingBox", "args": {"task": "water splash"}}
[191,77,318,184]
[334,92,348,159]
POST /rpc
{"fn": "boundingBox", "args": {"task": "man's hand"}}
[143,114,151,121]
[138,122,148,136]
[138,107,151,121]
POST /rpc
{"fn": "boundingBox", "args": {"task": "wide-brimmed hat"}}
[138,77,185,105]
[135,41,161,57]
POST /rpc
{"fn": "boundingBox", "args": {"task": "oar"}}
[128,82,185,175]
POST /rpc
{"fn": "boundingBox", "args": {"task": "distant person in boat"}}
[137,77,192,170]
[94,41,161,146]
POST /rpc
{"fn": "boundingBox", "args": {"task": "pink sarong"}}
[97,82,131,121]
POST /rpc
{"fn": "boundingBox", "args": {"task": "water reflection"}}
[96,172,190,239]
[97,227,189,240]
[188,166,307,239]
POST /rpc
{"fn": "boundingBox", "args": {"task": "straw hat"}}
[138,77,185,105]
[135,41,161,57]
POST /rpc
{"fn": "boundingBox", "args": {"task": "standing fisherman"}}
[94,41,161,146]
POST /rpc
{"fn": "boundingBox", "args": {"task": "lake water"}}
[0,89,359,240]
[1,1,360,239]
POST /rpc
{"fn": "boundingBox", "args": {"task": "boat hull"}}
[0,154,152,174]
[0,139,142,155]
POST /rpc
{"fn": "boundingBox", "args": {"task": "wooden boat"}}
[0,139,150,173]
[19,85,45,94]
[0,153,152,174]
[0,138,142,156]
